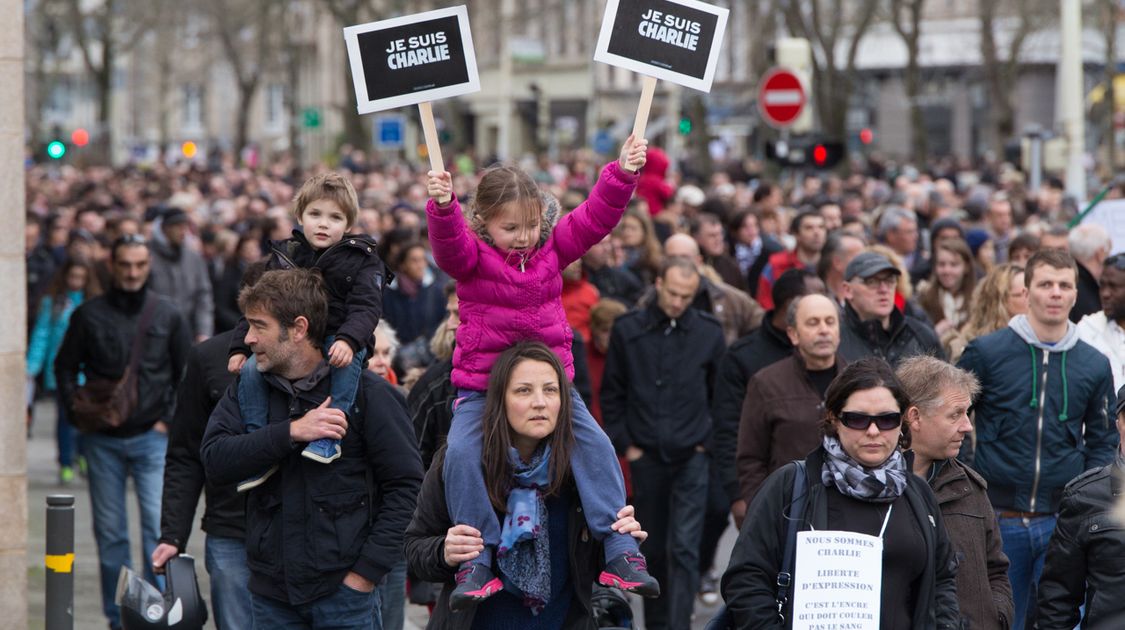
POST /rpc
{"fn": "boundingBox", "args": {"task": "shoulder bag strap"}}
[776,460,808,622]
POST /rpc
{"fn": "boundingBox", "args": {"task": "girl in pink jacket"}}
[426,136,659,611]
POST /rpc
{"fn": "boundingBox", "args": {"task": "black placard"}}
[357,16,468,101]
[344,6,480,114]
[606,0,718,81]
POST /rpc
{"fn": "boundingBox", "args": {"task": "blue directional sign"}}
[375,116,406,149]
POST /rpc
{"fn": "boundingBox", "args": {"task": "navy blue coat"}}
[957,327,1118,514]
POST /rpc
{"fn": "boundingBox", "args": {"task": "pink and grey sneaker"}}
[599,551,660,597]
[449,562,503,611]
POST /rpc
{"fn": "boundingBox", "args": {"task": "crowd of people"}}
[22,139,1125,630]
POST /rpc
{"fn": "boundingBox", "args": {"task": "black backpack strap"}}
[776,460,808,622]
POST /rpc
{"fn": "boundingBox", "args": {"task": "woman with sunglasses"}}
[720,357,960,629]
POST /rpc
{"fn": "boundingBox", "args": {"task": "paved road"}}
[26,397,734,628]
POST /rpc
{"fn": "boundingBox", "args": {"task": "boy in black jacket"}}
[228,172,388,490]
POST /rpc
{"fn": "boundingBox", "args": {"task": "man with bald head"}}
[656,233,763,343]
[733,293,844,523]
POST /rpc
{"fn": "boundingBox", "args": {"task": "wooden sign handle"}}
[632,75,658,140]
[418,101,450,204]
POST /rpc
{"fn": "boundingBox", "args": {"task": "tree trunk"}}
[341,64,369,151]
[286,58,302,168]
[95,62,112,165]
[235,80,257,163]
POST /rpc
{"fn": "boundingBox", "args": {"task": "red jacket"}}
[755,249,813,310]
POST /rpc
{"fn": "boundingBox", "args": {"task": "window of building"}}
[182,84,203,131]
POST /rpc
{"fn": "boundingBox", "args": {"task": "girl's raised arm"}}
[425,170,479,280]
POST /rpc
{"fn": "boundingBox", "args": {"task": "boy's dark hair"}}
[292,172,359,228]
[772,268,819,315]
[790,209,822,234]
[689,213,723,237]
[238,269,329,348]
[753,183,776,204]
[1024,249,1078,289]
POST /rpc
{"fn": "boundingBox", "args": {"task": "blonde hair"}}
[590,299,628,334]
[961,263,1025,340]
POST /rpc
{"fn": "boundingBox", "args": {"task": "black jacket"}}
[721,448,961,630]
[1071,262,1102,324]
[382,276,447,345]
[711,314,796,503]
[586,265,644,306]
[212,260,245,334]
[230,230,388,358]
[26,245,56,332]
[55,285,190,437]
[1038,458,1125,629]
[408,357,455,472]
[838,302,945,367]
[600,303,727,463]
[404,453,602,630]
[159,330,243,550]
[201,368,423,605]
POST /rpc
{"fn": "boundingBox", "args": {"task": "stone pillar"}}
[0,0,27,627]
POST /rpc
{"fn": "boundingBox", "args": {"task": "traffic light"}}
[71,128,89,147]
[46,140,66,160]
[766,139,846,169]
[859,128,874,145]
[181,141,198,159]
[811,142,845,169]
[678,117,692,135]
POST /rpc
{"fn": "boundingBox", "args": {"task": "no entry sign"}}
[594,0,729,92]
[758,67,807,129]
[343,6,480,114]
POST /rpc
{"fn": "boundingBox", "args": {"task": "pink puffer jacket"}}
[426,161,638,390]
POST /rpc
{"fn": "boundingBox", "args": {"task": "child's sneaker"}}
[449,562,503,611]
[301,438,341,463]
[599,551,660,597]
[237,464,278,493]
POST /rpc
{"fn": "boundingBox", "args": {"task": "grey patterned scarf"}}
[820,436,908,503]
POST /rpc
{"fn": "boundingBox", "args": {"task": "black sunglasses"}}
[838,411,903,432]
[1106,254,1125,271]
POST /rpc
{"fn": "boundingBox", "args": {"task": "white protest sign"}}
[343,6,480,115]
[791,531,882,630]
[593,0,729,93]
[1081,198,1125,255]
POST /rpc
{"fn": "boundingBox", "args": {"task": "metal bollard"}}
[45,495,75,630]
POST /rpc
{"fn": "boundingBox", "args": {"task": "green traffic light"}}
[678,118,692,135]
[46,141,66,159]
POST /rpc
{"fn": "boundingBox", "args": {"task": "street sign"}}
[375,116,405,149]
[302,108,322,129]
[758,67,807,129]
[343,5,480,114]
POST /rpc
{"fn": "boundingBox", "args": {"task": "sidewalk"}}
[26,397,732,628]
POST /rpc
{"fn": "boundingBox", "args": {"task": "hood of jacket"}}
[1009,314,1080,352]
[468,189,561,252]
[642,147,669,178]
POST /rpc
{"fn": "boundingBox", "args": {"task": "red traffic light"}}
[71,128,89,147]
[813,144,828,165]
[859,128,874,145]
